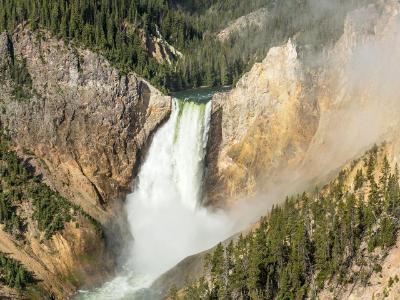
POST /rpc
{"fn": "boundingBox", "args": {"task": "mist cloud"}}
[227,0,400,228]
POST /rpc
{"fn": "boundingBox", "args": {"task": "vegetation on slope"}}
[0,34,33,102]
[0,252,34,290]
[9,57,32,101]
[0,0,372,92]
[172,145,400,299]
[0,0,201,91]
[0,130,102,240]
[0,133,29,239]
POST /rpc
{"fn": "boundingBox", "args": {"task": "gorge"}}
[1,0,400,299]
[76,90,236,299]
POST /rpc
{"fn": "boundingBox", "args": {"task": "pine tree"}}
[29,0,38,31]
[354,169,365,191]
[176,146,400,300]
[50,2,61,35]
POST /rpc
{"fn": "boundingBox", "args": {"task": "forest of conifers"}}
[0,131,103,290]
[0,131,101,241]
[172,146,400,299]
[0,0,372,92]
[0,252,33,290]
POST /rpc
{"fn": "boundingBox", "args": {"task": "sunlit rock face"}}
[206,0,400,207]
[217,7,269,42]
[205,39,319,206]
[0,27,171,223]
[0,27,171,299]
[163,2,400,297]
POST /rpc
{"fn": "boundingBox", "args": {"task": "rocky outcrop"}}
[206,0,400,207]
[0,217,111,300]
[0,26,171,299]
[205,39,319,205]
[302,0,400,175]
[138,28,183,65]
[217,8,269,42]
[152,0,400,298]
[0,27,171,223]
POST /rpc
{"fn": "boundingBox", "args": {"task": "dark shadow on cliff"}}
[204,103,223,206]
[106,80,172,269]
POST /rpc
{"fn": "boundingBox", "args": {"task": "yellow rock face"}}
[206,0,400,209]
[206,39,319,206]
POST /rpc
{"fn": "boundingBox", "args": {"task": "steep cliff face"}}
[217,8,269,42]
[0,27,171,223]
[140,28,183,65]
[206,39,319,205]
[0,215,110,300]
[303,0,400,175]
[0,26,171,299]
[157,1,400,297]
[206,0,400,207]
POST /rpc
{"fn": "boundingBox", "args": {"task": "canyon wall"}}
[206,0,400,207]
[0,26,171,299]
[205,39,320,206]
[157,0,400,297]
[0,27,171,223]
[217,7,269,42]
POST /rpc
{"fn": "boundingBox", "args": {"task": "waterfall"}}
[126,99,217,276]
[77,96,233,299]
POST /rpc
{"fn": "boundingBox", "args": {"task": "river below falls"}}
[75,87,235,300]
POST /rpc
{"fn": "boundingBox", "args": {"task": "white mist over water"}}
[127,99,230,277]
[77,97,234,299]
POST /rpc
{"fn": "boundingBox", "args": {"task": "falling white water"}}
[77,96,234,300]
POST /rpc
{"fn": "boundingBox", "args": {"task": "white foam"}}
[76,98,234,299]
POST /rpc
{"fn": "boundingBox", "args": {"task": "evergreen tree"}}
[176,145,400,299]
